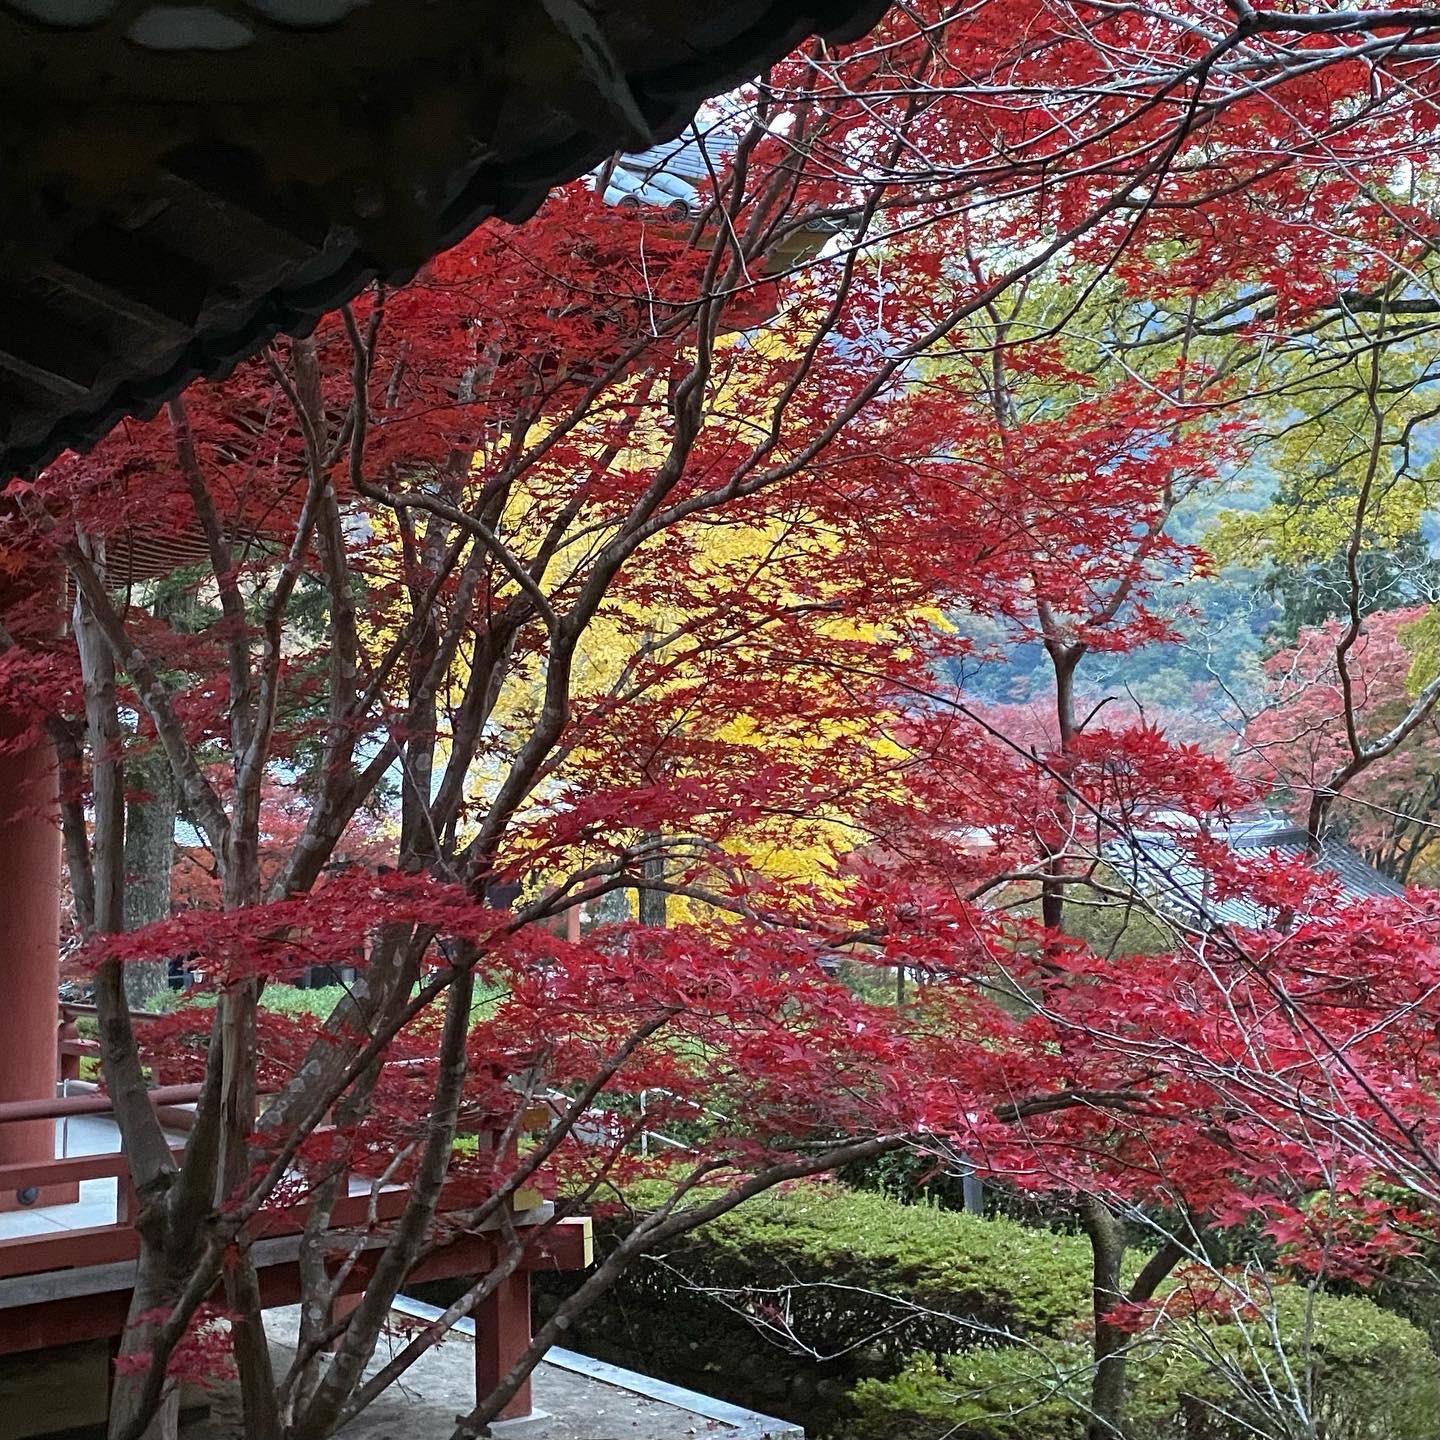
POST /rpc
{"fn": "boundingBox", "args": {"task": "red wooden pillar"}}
[321,1289,363,1351]
[474,1270,533,1421]
[0,656,69,1209]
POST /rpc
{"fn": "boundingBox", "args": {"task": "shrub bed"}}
[539,1186,1090,1400]
[536,1185,1439,1440]
[851,1289,1440,1440]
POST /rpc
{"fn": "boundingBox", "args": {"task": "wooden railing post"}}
[116,1171,140,1227]
[58,1012,83,1086]
[474,1269,533,1421]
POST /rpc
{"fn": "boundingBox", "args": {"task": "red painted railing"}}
[58,1002,168,1086]
[0,1085,588,1421]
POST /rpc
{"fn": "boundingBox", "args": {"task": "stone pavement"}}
[179,1305,802,1440]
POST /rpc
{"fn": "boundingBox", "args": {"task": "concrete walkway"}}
[180,1305,801,1440]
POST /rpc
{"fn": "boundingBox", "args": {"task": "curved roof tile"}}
[0,0,888,478]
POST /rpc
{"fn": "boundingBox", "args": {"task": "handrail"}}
[0,1085,203,1125]
[0,1083,557,1291]
[0,1146,189,1192]
[60,1002,168,1023]
[0,1085,551,1133]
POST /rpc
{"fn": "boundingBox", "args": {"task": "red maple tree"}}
[1242,606,1440,879]
[3,6,1440,1440]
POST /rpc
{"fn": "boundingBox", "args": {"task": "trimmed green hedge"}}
[541,1185,1440,1440]
[663,1184,1092,1342]
[852,1289,1440,1440]
[552,1186,1092,1384]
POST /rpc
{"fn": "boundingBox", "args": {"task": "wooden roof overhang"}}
[0,0,889,482]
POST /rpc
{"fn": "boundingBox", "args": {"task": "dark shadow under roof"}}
[0,0,888,479]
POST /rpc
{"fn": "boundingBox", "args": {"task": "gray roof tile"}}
[1104,816,1405,931]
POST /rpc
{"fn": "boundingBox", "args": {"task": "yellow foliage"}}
[354,311,930,911]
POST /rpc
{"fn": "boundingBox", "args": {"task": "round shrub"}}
[849,1288,1440,1440]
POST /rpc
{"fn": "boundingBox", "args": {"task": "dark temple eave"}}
[0,0,889,480]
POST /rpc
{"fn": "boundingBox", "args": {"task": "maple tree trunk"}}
[639,834,668,926]
[75,546,190,1440]
[1080,1195,1129,1440]
[289,965,477,1440]
[285,1052,390,1422]
[226,1246,282,1440]
[123,743,177,1008]
[218,976,282,1440]
[1075,1200,1186,1440]
[1041,641,1082,936]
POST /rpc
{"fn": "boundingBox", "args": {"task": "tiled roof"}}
[1105,815,1406,931]
[600,128,741,216]
[0,0,888,480]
